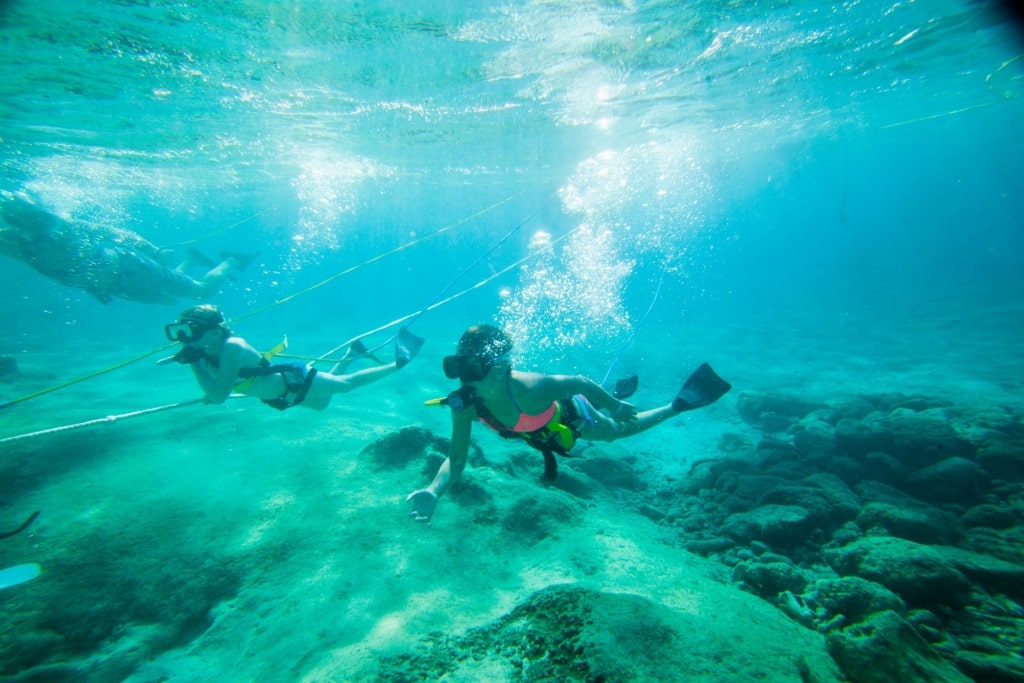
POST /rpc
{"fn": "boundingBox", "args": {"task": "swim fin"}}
[0,563,40,590]
[220,250,259,271]
[349,339,384,365]
[395,327,425,368]
[672,363,731,412]
[613,374,639,400]
[187,247,217,268]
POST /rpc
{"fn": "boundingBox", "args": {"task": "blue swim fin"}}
[395,328,425,368]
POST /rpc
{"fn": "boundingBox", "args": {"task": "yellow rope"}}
[314,222,582,362]
[0,224,580,441]
[228,191,523,327]
[160,208,271,249]
[0,343,176,410]
[0,193,523,410]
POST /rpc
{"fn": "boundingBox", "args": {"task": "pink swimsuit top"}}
[478,376,559,433]
[508,402,558,432]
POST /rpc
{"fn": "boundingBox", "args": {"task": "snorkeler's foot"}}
[395,327,425,369]
[349,339,384,365]
[330,339,385,374]
[220,250,259,271]
[672,362,731,412]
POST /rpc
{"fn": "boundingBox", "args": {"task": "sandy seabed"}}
[2,301,1021,682]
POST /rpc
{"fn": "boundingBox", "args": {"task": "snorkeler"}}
[165,304,424,410]
[406,324,731,524]
[0,191,254,305]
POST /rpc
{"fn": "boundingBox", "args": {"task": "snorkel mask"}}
[164,304,225,343]
[442,324,512,383]
[443,354,496,383]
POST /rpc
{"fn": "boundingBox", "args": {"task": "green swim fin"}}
[672,363,731,412]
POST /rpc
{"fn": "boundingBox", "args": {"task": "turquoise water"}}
[2,2,1023,681]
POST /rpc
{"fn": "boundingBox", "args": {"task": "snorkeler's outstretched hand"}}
[406,489,437,524]
[614,401,638,424]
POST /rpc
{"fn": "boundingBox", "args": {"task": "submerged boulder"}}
[905,456,990,503]
[856,501,960,545]
[861,451,908,485]
[961,504,1019,530]
[811,576,905,623]
[501,490,583,543]
[961,526,1024,566]
[573,456,647,491]
[789,418,839,463]
[722,504,818,549]
[826,610,973,683]
[824,537,973,608]
[360,425,449,469]
[955,650,1024,683]
[974,441,1024,480]
[733,558,811,598]
[376,584,843,683]
[736,391,825,431]
[757,473,861,528]
[835,408,974,469]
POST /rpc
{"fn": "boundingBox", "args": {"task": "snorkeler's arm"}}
[407,407,474,523]
[197,339,251,404]
[433,409,473,496]
[189,360,218,398]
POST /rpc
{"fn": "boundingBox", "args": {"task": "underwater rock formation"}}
[826,610,973,683]
[360,425,451,469]
[376,584,841,683]
[661,390,1024,683]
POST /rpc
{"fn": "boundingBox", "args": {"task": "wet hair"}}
[455,324,513,364]
[179,304,231,335]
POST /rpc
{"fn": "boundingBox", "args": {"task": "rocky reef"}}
[642,390,1024,683]
[359,389,1024,682]
[376,584,837,683]
[3,388,1021,682]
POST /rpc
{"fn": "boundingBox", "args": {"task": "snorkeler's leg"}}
[336,363,400,391]
[584,365,731,441]
[582,404,677,441]
[310,364,400,401]
[192,252,259,295]
[329,339,385,375]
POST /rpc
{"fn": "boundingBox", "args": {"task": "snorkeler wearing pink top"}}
[406,323,731,524]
